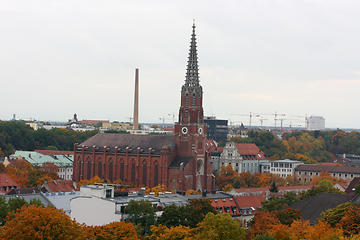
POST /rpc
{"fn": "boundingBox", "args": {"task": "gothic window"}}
[86,160,91,179]
[192,94,196,106]
[154,162,159,187]
[185,93,189,106]
[120,161,124,181]
[108,160,113,181]
[97,159,103,178]
[185,109,188,119]
[78,159,82,180]
[131,160,136,184]
[142,160,147,186]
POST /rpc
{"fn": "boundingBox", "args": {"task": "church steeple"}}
[178,22,204,124]
[184,21,200,87]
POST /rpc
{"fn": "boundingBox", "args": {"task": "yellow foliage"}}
[185,189,200,195]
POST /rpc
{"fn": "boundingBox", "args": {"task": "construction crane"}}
[257,112,285,130]
[231,112,259,129]
[290,114,313,130]
[125,117,133,125]
[259,117,268,129]
[168,113,178,126]
[159,116,172,129]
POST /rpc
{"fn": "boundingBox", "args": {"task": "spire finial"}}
[193,19,195,25]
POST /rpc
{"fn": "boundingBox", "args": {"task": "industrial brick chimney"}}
[133,68,139,130]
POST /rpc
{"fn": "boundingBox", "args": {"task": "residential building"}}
[42,179,79,193]
[102,122,132,130]
[71,185,188,226]
[0,173,19,193]
[295,165,360,183]
[10,150,73,180]
[209,142,270,173]
[268,159,304,178]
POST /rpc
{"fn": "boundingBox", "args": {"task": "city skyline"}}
[1,1,360,128]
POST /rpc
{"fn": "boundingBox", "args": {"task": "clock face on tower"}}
[182,127,188,134]
[198,127,203,134]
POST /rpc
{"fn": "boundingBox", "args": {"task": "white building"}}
[71,185,188,226]
[308,116,325,130]
[268,159,304,178]
[210,142,270,174]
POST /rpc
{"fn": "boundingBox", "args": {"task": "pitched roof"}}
[234,195,265,209]
[169,156,193,168]
[345,177,360,194]
[7,187,47,195]
[235,143,268,160]
[42,180,79,193]
[0,173,19,192]
[285,193,350,225]
[35,150,73,156]
[10,151,73,167]
[205,140,218,152]
[79,133,175,155]
[211,197,239,216]
[296,165,360,174]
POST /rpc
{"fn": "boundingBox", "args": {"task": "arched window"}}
[142,160,147,186]
[154,161,159,187]
[119,159,125,181]
[97,159,103,178]
[185,93,189,106]
[108,159,113,181]
[192,94,196,106]
[131,160,136,184]
[78,158,82,180]
[86,160,91,179]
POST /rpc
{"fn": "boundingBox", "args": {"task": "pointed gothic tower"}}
[173,22,212,192]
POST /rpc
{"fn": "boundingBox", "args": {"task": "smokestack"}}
[133,68,139,130]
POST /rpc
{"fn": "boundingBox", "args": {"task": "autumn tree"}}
[92,221,139,240]
[157,204,189,228]
[248,211,280,239]
[299,179,344,200]
[337,205,360,236]
[146,224,192,240]
[275,208,302,226]
[310,171,342,185]
[261,192,299,212]
[320,202,353,228]
[0,205,90,239]
[187,198,218,228]
[216,165,238,190]
[194,212,245,240]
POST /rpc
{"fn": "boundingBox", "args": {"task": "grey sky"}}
[1,1,360,129]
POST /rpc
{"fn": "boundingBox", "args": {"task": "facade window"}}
[339,174,342,178]
[333,173,336,177]
[192,94,196,106]
[351,174,354,178]
[236,163,238,167]
[185,94,189,106]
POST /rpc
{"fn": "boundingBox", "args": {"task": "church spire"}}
[184,21,200,87]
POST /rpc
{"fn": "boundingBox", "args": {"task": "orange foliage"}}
[337,205,360,236]
[0,205,91,239]
[257,172,271,187]
[36,175,53,187]
[248,211,280,238]
[146,224,192,240]
[5,160,32,188]
[186,189,200,195]
[92,221,139,240]
[77,175,105,187]
[223,183,234,192]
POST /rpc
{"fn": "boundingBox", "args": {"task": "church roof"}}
[169,156,193,168]
[79,133,176,155]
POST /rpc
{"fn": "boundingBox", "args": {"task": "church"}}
[73,23,214,193]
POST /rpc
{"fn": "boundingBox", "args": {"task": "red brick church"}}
[73,23,214,193]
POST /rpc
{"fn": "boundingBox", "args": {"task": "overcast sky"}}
[1,1,360,129]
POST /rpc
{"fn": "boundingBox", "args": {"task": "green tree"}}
[157,204,189,228]
[125,199,156,235]
[320,202,353,228]
[275,208,302,226]
[355,184,360,195]
[194,212,245,240]
[187,198,218,228]
[0,196,9,225]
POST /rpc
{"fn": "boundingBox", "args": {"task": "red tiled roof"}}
[234,185,315,195]
[43,180,79,192]
[235,143,268,160]
[206,140,218,152]
[234,195,265,209]
[211,197,239,216]
[35,150,73,156]
[320,162,340,166]
[0,173,19,193]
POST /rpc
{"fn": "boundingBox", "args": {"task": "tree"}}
[269,181,278,193]
[125,200,156,235]
[337,205,360,236]
[146,224,192,240]
[248,211,280,239]
[157,204,189,228]
[0,205,90,239]
[355,184,360,195]
[194,212,245,240]
[275,208,302,226]
[187,198,218,228]
[216,165,238,190]
[92,221,139,240]
[320,202,352,227]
